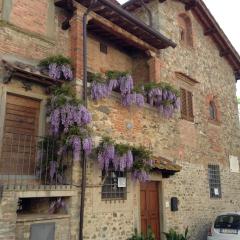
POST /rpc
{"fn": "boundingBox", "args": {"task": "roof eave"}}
[76,0,176,49]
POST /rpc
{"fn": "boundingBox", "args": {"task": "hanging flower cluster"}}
[97,137,133,172]
[60,126,93,161]
[131,146,153,182]
[39,55,73,81]
[89,71,145,107]
[96,137,153,182]
[135,82,180,118]
[89,71,180,118]
[47,85,92,159]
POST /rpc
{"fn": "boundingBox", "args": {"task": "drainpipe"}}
[79,1,97,240]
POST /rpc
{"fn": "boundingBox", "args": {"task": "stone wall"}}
[16,215,70,240]
[101,0,240,239]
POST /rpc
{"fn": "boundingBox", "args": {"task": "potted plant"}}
[163,227,190,240]
[128,226,155,240]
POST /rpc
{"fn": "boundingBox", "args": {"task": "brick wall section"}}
[0,1,69,61]
[87,36,133,75]
[70,8,84,80]
[10,0,48,35]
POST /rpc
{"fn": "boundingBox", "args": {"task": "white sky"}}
[118,0,240,96]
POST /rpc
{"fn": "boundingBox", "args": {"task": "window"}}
[101,168,127,200]
[209,100,217,120]
[100,42,108,54]
[180,88,194,121]
[208,164,222,199]
[178,14,193,47]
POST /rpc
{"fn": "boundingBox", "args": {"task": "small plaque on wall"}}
[118,177,126,188]
[229,155,239,173]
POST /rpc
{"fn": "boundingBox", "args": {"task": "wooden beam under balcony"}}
[88,11,158,52]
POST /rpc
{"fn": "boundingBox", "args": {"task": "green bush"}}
[163,227,190,240]
[128,226,155,240]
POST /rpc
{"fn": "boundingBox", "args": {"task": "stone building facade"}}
[0,0,240,240]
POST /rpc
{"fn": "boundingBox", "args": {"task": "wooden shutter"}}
[0,94,40,174]
[180,88,187,119]
[180,88,194,121]
[187,91,194,121]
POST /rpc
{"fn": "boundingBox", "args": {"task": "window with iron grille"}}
[101,168,127,200]
[208,164,222,199]
[180,88,194,121]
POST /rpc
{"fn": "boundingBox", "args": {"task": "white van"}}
[208,213,240,240]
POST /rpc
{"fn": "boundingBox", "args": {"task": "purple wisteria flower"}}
[91,81,110,101]
[132,169,149,182]
[69,136,81,161]
[49,63,61,80]
[48,63,73,81]
[119,75,134,96]
[49,161,58,182]
[61,64,73,80]
[49,104,92,135]
[98,144,115,171]
[82,137,93,155]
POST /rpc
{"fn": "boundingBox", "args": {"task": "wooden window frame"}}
[180,88,194,122]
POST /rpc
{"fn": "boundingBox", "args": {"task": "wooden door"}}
[0,93,40,175]
[140,181,161,240]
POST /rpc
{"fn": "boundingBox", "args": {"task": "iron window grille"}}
[101,168,127,200]
[208,164,222,199]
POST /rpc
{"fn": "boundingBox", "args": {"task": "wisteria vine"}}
[39,55,73,81]
[141,82,181,118]
[47,85,92,160]
[89,71,145,107]
[97,137,153,182]
[89,71,180,117]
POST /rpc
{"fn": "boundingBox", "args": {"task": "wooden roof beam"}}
[89,11,158,52]
[185,0,198,11]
